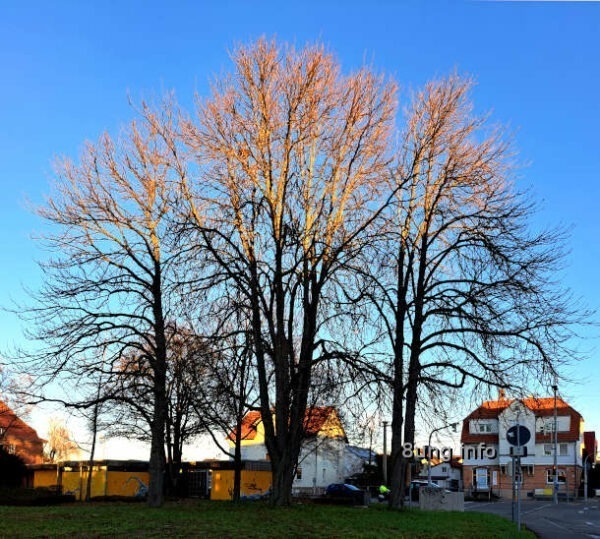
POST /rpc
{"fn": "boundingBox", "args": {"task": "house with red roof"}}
[416,456,463,490]
[0,400,45,464]
[461,394,589,499]
[228,406,350,494]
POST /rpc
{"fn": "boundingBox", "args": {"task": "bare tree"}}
[106,322,211,495]
[181,38,396,505]
[19,102,187,507]
[194,314,258,503]
[363,75,582,508]
[0,364,33,429]
[45,417,79,462]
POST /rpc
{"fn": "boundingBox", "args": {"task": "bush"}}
[0,447,27,488]
[0,486,76,506]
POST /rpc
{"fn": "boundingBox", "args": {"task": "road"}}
[465,498,600,538]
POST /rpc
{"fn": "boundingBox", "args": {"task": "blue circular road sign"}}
[507,425,531,446]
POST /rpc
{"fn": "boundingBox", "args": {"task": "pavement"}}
[465,498,600,538]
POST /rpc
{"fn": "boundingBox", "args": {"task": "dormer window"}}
[479,423,492,433]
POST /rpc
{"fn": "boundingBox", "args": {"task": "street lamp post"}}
[427,422,458,486]
[382,420,389,485]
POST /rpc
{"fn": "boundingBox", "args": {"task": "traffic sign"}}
[507,425,531,446]
[510,445,528,457]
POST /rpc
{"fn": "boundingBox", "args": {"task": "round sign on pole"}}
[507,425,531,446]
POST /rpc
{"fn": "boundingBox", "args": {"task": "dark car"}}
[406,481,443,501]
[325,483,367,505]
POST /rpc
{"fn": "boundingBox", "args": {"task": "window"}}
[544,444,568,456]
[441,466,448,473]
[537,420,555,434]
[296,467,302,480]
[7,444,16,454]
[478,423,492,433]
[546,469,566,484]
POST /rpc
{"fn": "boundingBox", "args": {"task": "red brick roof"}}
[228,406,344,442]
[461,398,511,444]
[461,397,583,445]
[0,400,45,464]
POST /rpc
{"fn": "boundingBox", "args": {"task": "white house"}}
[417,457,463,490]
[461,393,587,498]
[227,406,351,494]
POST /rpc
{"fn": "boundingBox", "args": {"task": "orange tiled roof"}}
[0,400,45,464]
[461,397,582,445]
[228,406,343,442]
[0,401,42,442]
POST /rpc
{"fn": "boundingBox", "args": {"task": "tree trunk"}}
[148,375,167,507]
[270,450,296,506]
[85,376,102,502]
[85,418,98,501]
[233,421,242,502]
[388,382,405,509]
[389,244,409,509]
[148,268,168,508]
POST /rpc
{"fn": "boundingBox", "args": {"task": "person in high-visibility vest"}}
[378,484,390,501]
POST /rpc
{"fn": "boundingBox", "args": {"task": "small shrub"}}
[0,486,75,506]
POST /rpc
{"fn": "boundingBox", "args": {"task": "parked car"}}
[406,481,444,501]
[325,483,367,505]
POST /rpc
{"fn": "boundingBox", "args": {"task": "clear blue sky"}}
[1,1,599,442]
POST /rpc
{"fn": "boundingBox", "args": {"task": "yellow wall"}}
[211,470,272,501]
[33,469,59,488]
[83,468,108,499]
[32,467,149,500]
[61,469,84,499]
[106,471,149,497]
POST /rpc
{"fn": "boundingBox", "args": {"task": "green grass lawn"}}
[0,500,535,538]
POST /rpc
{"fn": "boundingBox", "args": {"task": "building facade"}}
[416,456,463,491]
[461,395,586,499]
[228,406,349,494]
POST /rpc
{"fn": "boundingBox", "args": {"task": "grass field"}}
[0,500,534,538]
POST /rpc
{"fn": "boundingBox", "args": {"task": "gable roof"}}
[0,401,44,443]
[228,406,346,443]
[461,396,582,444]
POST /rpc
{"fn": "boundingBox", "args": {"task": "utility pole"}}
[382,420,389,485]
[552,381,559,505]
[516,420,521,532]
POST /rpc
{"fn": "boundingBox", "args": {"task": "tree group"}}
[17,38,579,508]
